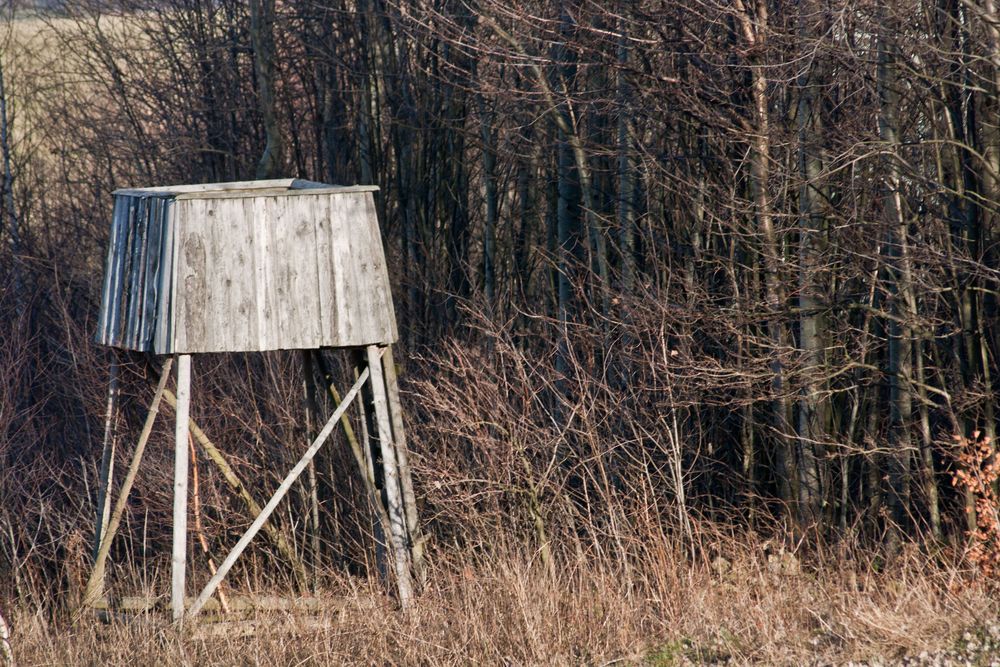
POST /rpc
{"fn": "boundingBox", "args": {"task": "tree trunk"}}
[878,17,916,545]
[795,0,826,527]
[250,0,284,179]
[733,0,795,510]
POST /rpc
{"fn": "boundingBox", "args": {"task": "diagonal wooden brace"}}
[185,364,372,619]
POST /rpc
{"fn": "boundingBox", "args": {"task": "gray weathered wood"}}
[172,354,192,621]
[113,178,373,197]
[114,179,299,196]
[366,345,413,609]
[169,191,394,353]
[154,201,175,353]
[351,348,388,584]
[93,357,119,561]
[99,181,396,354]
[173,185,380,200]
[301,351,322,588]
[186,364,371,619]
[382,346,425,588]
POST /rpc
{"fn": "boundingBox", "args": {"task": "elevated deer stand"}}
[85,180,423,621]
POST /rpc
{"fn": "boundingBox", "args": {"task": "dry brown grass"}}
[9,533,995,666]
[3,304,995,665]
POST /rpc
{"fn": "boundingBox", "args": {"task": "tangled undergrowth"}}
[6,529,997,667]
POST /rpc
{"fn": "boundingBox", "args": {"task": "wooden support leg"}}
[93,356,120,562]
[172,354,192,622]
[301,350,322,591]
[351,348,388,583]
[381,345,426,589]
[366,345,414,609]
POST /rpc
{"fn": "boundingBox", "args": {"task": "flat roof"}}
[112,179,380,199]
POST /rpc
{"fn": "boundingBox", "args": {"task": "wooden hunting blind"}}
[87,179,423,622]
[96,178,396,353]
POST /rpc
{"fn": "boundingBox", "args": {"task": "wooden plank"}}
[312,194,334,342]
[299,196,324,347]
[268,196,294,347]
[274,195,322,348]
[180,187,294,201]
[339,194,367,343]
[366,345,413,608]
[93,357,119,561]
[139,196,164,349]
[112,179,380,197]
[105,196,130,345]
[126,197,149,348]
[154,200,176,354]
[186,365,372,619]
[171,185,379,200]
[302,351,322,587]
[216,197,256,351]
[168,199,186,354]
[363,192,398,344]
[113,197,138,344]
[114,179,298,196]
[197,198,224,352]
[351,349,388,583]
[327,194,351,343]
[340,193,378,345]
[172,354,192,622]
[121,197,139,344]
[175,199,210,353]
[382,345,424,587]
[96,197,124,345]
[253,195,274,351]
[240,197,260,351]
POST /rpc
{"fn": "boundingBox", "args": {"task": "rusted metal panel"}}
[96,180,396,354]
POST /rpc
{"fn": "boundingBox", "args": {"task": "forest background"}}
[4,0,1000,663]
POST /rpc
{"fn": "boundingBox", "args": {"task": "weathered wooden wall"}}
[96,180,396,354]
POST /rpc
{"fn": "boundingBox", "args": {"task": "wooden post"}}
[172,354,192,621]
[351,348,388,583]
[381,346,425,589]
[93,357,119,561]
[301,350,322,590]
[366,345,414,609]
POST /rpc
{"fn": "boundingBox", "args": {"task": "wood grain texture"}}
[98,181,396,354]
[172,354,192,622]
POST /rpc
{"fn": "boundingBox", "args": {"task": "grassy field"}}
[8,535,998,666]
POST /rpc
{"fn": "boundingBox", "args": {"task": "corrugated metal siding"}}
[96,194,173,352]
